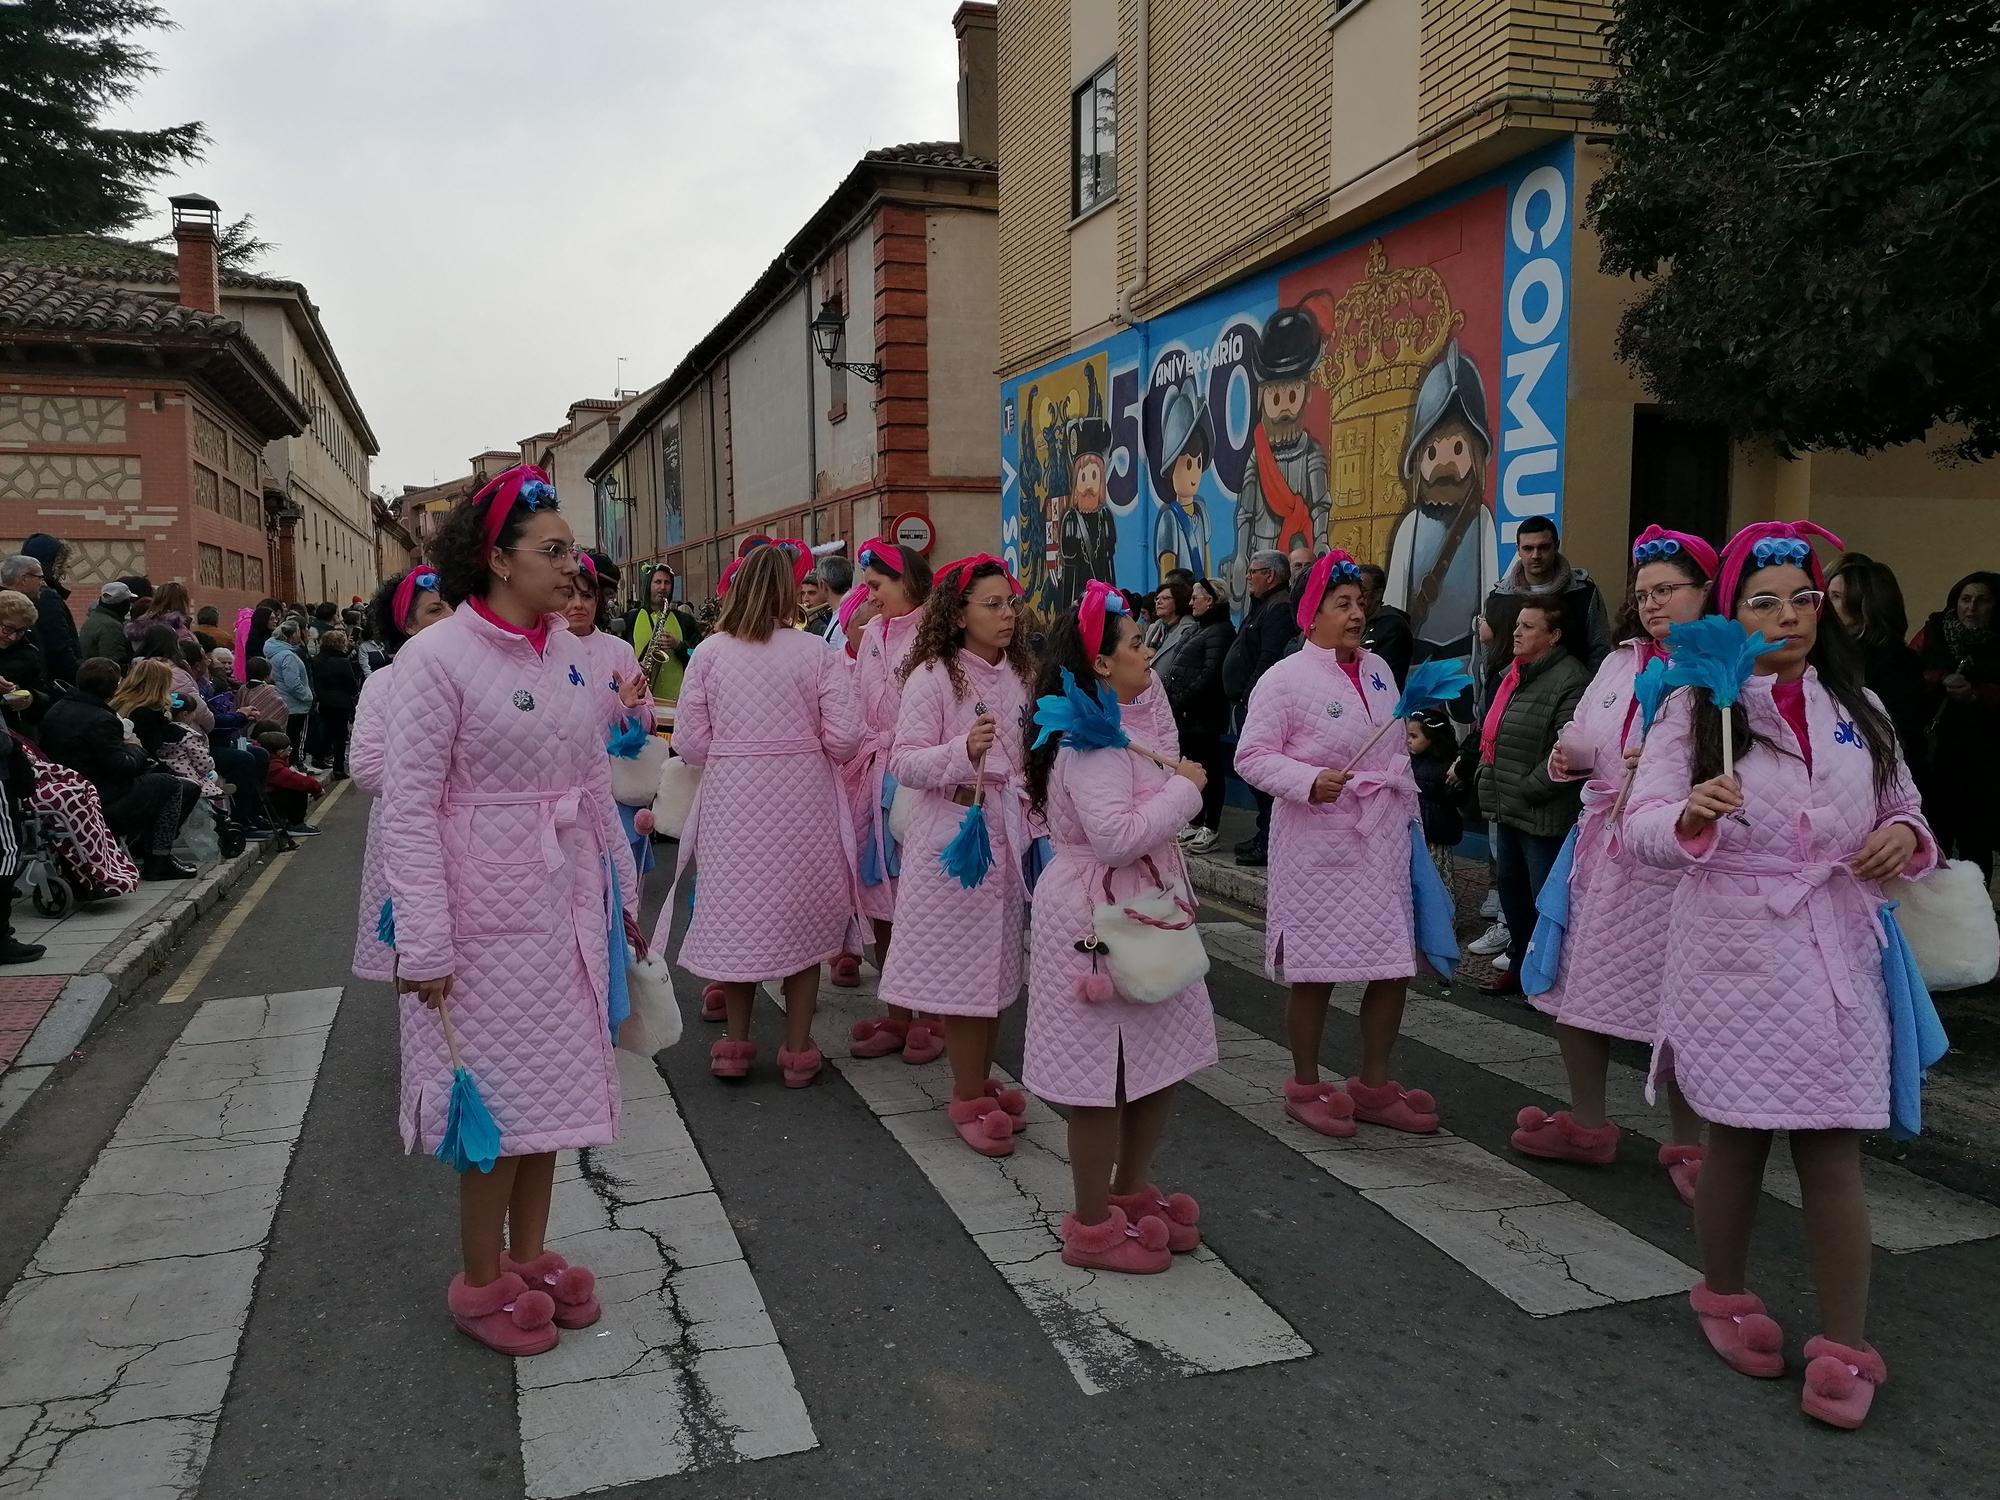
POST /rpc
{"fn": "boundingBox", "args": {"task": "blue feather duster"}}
[1031,669,1129,752]
[376,897,395,948]
[938,802,993,889]
[1632,655,1671,737]
[432,1002,500,1174]
[1393,658,1474,719]
[1663,615,1781,707]
[605,714,649,759]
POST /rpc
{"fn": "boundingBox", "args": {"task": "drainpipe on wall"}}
[803,285,819,543]
[1113,0,1150,328]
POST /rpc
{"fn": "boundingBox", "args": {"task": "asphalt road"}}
[1,788,1995,1500]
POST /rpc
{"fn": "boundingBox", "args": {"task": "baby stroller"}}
[12,737,140,910]
[15,792,77,919]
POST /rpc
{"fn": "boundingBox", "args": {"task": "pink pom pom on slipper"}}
[901,1019,945,1066]
[709,1038,756,1079]
[1659,1143,1705,1207]
[777,1044,823,1088]
[700,983,727,1023]
[448,1271,558,1356]
[830,953,863,988]
[947,1095,1014,1156]
[1801,1335,1888,1429]
[1345,1076,1440,1134]
[1060,1206,1171,1274]
[1689,1281,1785,1378]
[1510,1106,1619,1165]
[501,1250,600,1330]
[983,1078,1028,1128]
[849,1016,908,1059]
[1108,1184,1200,1253]
[1281,1078,1356,1138]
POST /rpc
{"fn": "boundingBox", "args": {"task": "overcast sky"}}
[114,0,965,492]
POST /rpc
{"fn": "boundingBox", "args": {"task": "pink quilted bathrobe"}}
[844,610,919,923]
[877,653,1033,1016]
[1024,679,1217,1106]
[664,630,862,982]
[380,606,640,1157]
[1625,671,1936,1130]
[1235,643,1419,983]
[349,664,396,982]
[1532,640,1677,1041]
[572,627,656,731]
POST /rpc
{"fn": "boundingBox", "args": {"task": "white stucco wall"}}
[727,286,813,523]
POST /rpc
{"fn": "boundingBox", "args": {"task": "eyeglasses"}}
[1742,589,1825,618]
[966,596,1024,614]
[1633,581,1703,607]
[498,542,581,564]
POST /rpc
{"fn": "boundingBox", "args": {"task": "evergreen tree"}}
[0,0,206,237]
[1589,2,2000,461]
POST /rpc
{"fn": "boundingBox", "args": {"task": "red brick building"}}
[0,217,308,621]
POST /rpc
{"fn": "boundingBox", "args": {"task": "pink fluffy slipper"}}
[1689,1281,1786,1378]
[1281,1078,1356,1138]
[1510,1106,1618,1165]
[1801,1335,1888,1429]
[1060,1206,1171,1274]
[902,1019,945,1066]
[983,1078,1028,1130]
[709,1038,757,1080]
[1659,1143,1705,1207]
[777,1044,824,1089]
[830,953,863,988]
[1108,1184,1200,1253]
[501,1250,599,1330]
[1345,1076,1440,1135]
[701,983,727,1023]
[849,1016,908,1058]
[448,1271,557,1356]
[947,1095,1014,1157]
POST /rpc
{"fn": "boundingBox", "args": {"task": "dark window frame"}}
[1071,59,1118,220]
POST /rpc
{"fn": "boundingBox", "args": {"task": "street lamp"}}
[810,298,880,384]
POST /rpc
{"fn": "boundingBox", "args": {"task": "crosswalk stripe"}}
[517,1049,816,1498]
[1199,920,2000,1254]
[769,973,1313,1395]
[0,988,340,1498]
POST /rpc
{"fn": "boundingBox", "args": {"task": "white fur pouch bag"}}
[1886,859,2000,993]
[651,756,701,840]
[618,953,683,1055]
[888,784,919,845]
[1089,890,1210,1003]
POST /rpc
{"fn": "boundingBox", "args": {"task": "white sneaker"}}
[1479,888,1501,920]
[1176,823,1200,843]
[1491,951,1513,973]
[1468,920,1511,956]
[1185,827,1219,854]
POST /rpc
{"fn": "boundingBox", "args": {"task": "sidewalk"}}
[0,844,270,1128]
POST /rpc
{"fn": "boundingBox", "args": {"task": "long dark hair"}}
[1025,609,1130,815]
[1613,549,1710,643]
[1691,566,1900,796]
[862,544,934,607]
[898,560,1034,700]
[1829,558,1909,650]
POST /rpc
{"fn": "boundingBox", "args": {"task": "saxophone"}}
[636,608,674,685]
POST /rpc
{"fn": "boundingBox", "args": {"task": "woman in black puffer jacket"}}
[1162,578,1236,852]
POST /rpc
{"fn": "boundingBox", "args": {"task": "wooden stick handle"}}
[1339,714,1400,775]
[971,751,987,808]
[1607,764,1639,822]
[435,993,463,1072]
[1128,742,1176,771]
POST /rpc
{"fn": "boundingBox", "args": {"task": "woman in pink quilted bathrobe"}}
[1023,584,1216,1274]
[563,550,656,874]
[1510,525,1714,1198]
[838,538,945,1063]
[877,555,1036,1156]
[378,466,641,1358]
[350,565,450,982]
[1625,521,1936,1430]
[663,543,862,1088]
[1235,551,1438,1138]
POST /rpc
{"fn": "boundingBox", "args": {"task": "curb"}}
[1186,849,1269,912]
[0,844,272,1128]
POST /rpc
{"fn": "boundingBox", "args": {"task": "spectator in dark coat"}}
[1358,563,1414,686]
[1482,515,1611,673]
[0,589,53,731]
[307,629,364,779]
[15,535,81,687]
[1912,570,2000,880]
[1828,557,1928,764]
[79,581,138,668]
[1164,578,1236,852]
[38,658,196,880]
[1221,549,1295,865]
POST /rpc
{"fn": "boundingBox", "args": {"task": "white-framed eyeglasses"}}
[1743,589,1825,618]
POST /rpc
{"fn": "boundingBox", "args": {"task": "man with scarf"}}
[1233,307,1329,602]
[1484,515,1611,681]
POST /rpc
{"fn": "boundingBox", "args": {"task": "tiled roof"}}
[866,140,996,173]
[0,260,242,338]
[0,234,299,292]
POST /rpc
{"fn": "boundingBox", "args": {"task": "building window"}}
[1071,60,1117,218]
[197,543,224,589]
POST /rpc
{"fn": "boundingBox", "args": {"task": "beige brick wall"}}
[1420,0,1611,159]
[997,0,1073,373]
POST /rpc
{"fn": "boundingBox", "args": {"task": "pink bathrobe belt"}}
[444,787,585,874]
[1687,853,1880,1011]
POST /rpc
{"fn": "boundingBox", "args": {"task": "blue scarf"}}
[1878,902,1949,1139]
[1520,824,1580,995]
[1409,821,1459,978]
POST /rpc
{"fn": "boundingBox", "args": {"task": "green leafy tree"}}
[1589,2,2000,461]
[0,0,206,237]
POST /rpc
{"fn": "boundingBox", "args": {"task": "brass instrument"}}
[636,608,675,685]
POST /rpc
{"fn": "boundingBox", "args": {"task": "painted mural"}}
[999,140,1575,665]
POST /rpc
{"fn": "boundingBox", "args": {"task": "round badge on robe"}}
[512,690,535,711]
[1326,702,1344,719]
[1601,692,1618,708]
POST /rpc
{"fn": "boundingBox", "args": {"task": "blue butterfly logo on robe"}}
[568,665,585,687]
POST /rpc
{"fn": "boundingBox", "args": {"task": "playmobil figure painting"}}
[1153,376,1214,581]
[1232,306,1330,597]
[1056,415,1119,609]
[1383,339,1499,663]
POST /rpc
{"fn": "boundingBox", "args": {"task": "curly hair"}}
[897,560,1034,700]
[368,570,416,653]
[429,488,548,605]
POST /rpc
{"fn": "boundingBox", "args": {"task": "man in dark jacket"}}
[1483,515,1610,674]
[1358,563,1415,685]
[1221,549,1295,865]
[1470,600,1588,993]
[19,534,82,687]
[77,582,137,668]
[39,658,197,881]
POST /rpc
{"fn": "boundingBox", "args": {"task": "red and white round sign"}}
[892,511,934,555]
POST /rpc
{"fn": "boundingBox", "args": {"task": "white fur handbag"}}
[1082,857,1209,1004]
[650,755,701,840]
[1885,859,2000,992]
[887,783,919,845]
[617,953,683,1055]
